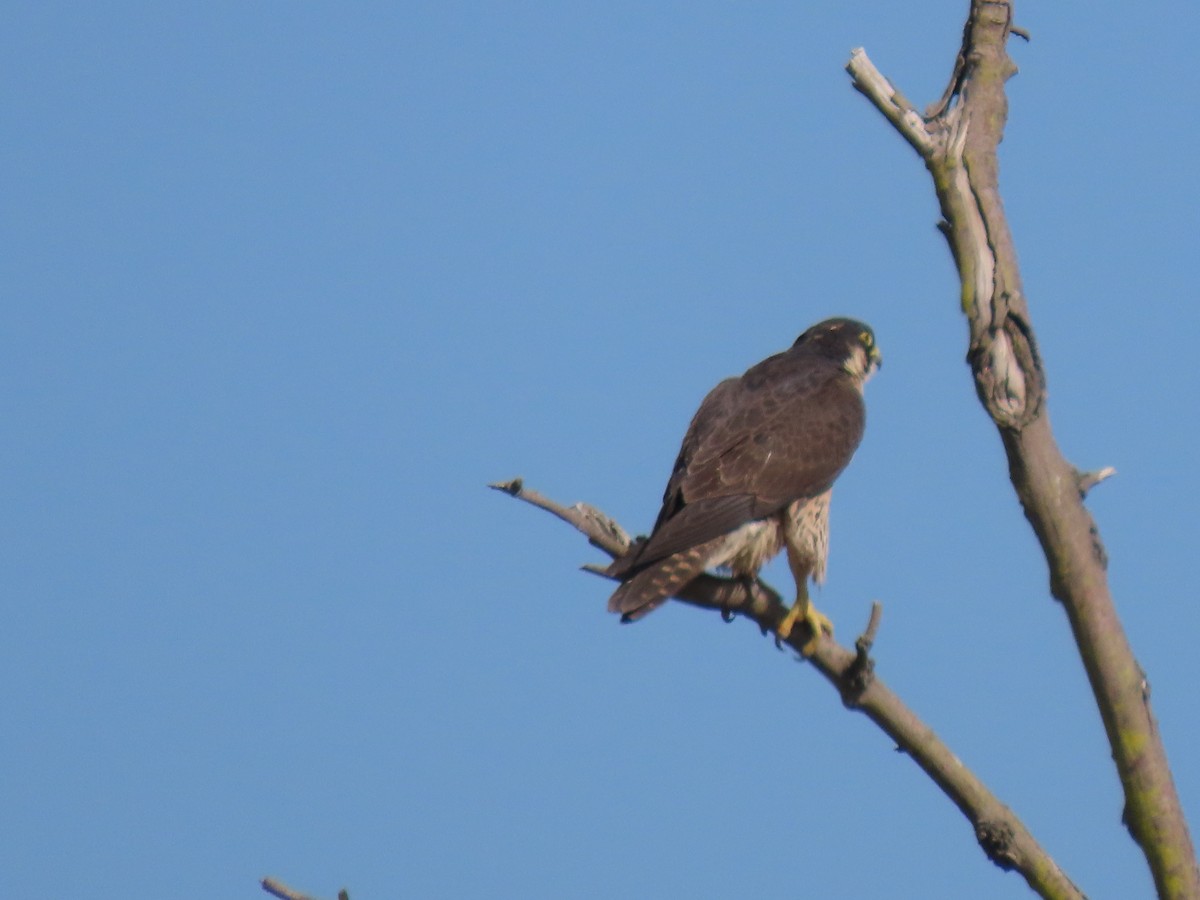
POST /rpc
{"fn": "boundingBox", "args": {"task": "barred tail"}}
[606,543,714,623]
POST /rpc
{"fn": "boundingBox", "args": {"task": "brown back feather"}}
[616,347,864,579]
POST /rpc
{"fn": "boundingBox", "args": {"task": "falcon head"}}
[793,317,881,385]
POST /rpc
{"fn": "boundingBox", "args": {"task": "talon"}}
[775,599,833,656]
[776,602,803,643]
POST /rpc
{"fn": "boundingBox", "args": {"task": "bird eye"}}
[860,330,873,348]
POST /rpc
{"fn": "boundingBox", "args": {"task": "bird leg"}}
[772,580,830,657]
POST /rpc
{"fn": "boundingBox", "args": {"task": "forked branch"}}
[847,2,1198,896]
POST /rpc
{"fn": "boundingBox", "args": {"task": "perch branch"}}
[493,478,1083,899]
[847,2,1198,896]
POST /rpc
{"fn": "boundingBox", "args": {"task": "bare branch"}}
[494,480,1084,899]
[490,478,630,557]
[848,2,1199,896]
[1076,466,1117,497]
[845,49,934,156]
[261,878,314,900]
[261,877,348,900]
[842,601,882,705]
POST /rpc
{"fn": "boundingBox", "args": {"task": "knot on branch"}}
[975,818,1019,871]
[840,602,882,707]
[969,308,1044,429]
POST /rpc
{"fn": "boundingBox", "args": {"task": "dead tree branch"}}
[261,877,349,900]
[491,479,1084,899]
[847,2,1198,896]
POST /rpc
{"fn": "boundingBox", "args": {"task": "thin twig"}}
[842,601,882,705]
[261,878,316,900]
[1076,466,1117,497]
[261,877,348,900]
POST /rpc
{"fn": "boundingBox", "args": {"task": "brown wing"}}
[608,346,865,595]
[605,376,740,582]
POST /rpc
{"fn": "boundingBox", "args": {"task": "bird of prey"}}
[606,317,880,654]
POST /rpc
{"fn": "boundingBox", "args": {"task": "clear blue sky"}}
[3,3,1197,898]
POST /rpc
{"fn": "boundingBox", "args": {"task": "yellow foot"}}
[776,601,834,656]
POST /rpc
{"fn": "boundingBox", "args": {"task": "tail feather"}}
[604,536,649,580]
[607,542,715,622]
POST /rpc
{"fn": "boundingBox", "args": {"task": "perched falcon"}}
[606,318,880,654]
